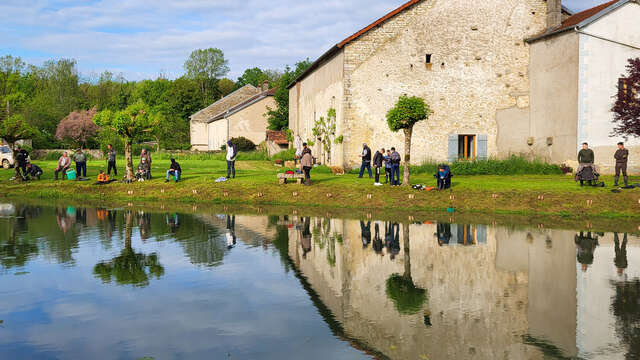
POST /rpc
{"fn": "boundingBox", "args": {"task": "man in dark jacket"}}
[15,145,29,179]
[372,148,384,185]
[358,143,372,179]
[390,147,401,186]
[107,144,117,177]
[25,163,43,180]
[614,142,629,187]
[165,158,181,183]
[576,142,597,186]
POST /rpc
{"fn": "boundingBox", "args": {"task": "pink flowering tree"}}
[55,107,99,148]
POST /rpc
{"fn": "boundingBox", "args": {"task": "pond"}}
[0,202,639,359]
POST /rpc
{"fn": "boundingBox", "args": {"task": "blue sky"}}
[0,0,607,81]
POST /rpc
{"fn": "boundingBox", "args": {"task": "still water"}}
[0,203,639,359]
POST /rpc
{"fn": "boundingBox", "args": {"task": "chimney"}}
[546,0,563,31]
[262,80,269,92]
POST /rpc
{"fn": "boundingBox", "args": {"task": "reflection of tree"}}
[312,218,340,267]
[611,279,640,359]
[0,206,40,269]
[386,223,427,316]
[93,211,164,287]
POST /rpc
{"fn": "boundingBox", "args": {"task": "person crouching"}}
[165,158,181,183]
[25,163,43,180]
[435,164,453,190]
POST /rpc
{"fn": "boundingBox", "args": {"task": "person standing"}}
[226,140,237,179]
[73,148,87,178]
[301,143,313,186]
[358,143,372,179]
[390,147,401,186]
[15,145,29,180]
[614,142,629,187]
[372,148,384,186]
[384,149,392,184]
[107,144,117,177]
[140,149,152,178]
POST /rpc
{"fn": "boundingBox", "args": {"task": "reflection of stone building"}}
[286,217,609,359]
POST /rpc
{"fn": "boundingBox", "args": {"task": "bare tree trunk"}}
[403,222,411,280]
[402,127,413,187]
[124,140,133,181]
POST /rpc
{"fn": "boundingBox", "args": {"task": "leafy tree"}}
[237,67,267,88]
[612,58,640,138]
[0,114,39,179]
[184,48,229,105]
[93,101,161,181]
[386,95,431,186]
[217,78,236,97]
[312,108,339,164]
[266,59,312,130]
[55,107,99,148]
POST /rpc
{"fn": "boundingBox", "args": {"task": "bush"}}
[43,151,63,161]
[270,148,296,162]
[410,156,562,176]
[230,137,256,152]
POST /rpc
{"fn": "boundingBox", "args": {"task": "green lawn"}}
[1,158,639,219]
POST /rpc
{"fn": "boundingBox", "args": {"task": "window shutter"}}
[477,225,487,244]
[478,134,488,160]
[448,135,458,163]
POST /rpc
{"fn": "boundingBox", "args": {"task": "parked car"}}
[0,145,14,169]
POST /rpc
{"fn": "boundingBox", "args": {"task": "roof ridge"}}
[190,84,257,118]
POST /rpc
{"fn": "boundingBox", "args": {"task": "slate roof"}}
[207,87,276,123]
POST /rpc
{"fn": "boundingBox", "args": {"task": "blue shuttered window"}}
[448,135,458,163]
[478,134,488,160]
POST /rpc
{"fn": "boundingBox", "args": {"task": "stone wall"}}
[32,149,105,160]
[339,0,549,167]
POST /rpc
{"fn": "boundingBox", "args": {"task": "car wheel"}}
[2,160,9,169]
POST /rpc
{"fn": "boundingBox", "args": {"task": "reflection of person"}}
[436,223,452,246]
[575,231,599,272]
[386,223,400,259]
[614,233,628,276]
[56,208,71,233]
[360,220,371,248]
[226,214,236,249]
[373,222,384,254]
[166,213,179,233]
[301,217,311,258]
[138,212,151,241]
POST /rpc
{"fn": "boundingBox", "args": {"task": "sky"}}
[0,0,608,81]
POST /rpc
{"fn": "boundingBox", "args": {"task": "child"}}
[95,170,110,185]
[384,149,392,184]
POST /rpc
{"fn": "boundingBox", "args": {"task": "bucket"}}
[446,207,455,213]
[66,168,77,180]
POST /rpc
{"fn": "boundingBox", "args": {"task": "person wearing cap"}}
[358,143,372,179]
[73,148,87,178]
[55,152,71,180]
[226,140,237,179]
[165,158,181,183]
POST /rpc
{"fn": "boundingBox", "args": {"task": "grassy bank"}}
[1,158,639,219]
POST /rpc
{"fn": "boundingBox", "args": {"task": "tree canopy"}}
[612,58,640,138]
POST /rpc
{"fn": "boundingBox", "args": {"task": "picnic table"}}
[277,173,305,184]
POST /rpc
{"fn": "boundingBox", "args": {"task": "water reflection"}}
[2,204,640,359]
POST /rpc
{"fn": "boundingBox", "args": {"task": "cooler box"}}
[66,169,77,180]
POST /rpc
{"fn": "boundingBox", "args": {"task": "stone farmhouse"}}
[288,0,640,172]
[190,81,276,151]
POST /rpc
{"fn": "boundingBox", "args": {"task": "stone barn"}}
[190,81,275,151]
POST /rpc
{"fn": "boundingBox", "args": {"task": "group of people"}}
[12,146,43,181]
[362,144,402,186]
[576,142,631,188]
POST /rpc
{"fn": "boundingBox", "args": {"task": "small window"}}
[458,135,476,160]
[619,77,638,99]
[425,54,432,64]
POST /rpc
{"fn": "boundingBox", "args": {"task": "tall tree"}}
[236,67,267,88]
[612,58,640,138]
[93,101,161,181]
[0,114,39,180]
[266,59,312,131]
[386,95,431,187]
[184,48,229,105]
